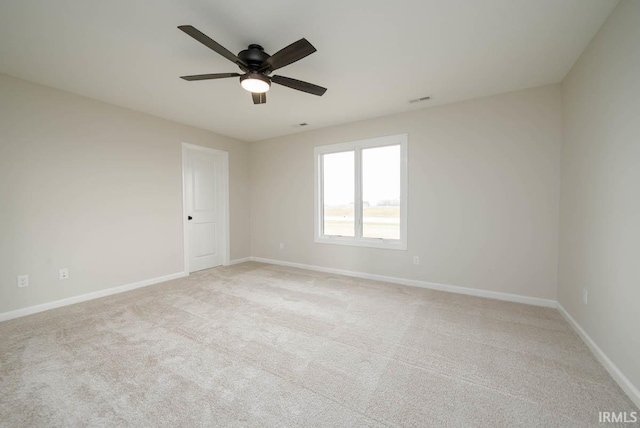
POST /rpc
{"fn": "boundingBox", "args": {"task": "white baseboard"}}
[0,271,188,323]
[249,256,557,308]
[228,257,251,266]
[557,304,640,409]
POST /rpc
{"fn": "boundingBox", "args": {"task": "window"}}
[314,134,407,250]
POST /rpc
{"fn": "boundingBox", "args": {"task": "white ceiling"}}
[0,0,617,142]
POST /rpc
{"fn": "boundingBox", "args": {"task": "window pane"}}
[362,145,401,239]
[323,151,355,237]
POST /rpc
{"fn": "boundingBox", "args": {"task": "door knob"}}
[188,216,193,220]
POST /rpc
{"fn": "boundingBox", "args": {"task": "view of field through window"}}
[322,145,400,239]
[322,150,354,236]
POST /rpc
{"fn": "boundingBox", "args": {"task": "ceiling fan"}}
[178,25,327,104]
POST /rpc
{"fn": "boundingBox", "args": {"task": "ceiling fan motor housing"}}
[238,44,270,70]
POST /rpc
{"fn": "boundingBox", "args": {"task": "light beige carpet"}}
[0,262,637,427]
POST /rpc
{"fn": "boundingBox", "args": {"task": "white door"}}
[184,146,225,272]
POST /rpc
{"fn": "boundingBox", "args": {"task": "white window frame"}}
[314,134,408,250]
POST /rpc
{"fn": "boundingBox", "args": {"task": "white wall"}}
[559,0,640,392]
[251,85,562,300]
[0,74,250,314]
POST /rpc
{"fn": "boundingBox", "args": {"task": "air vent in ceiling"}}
[409,96,431,104]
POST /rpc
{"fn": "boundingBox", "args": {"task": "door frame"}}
[181,142,230,273]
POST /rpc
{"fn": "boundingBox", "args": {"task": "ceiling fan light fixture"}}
[240,73,270,93]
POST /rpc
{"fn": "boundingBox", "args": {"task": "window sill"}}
[314,236,407,250]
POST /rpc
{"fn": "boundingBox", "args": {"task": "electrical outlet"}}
[17,275,29,288]
[413,256,420,265]
[582,289,588,305]
[279,242,284,250]
[59,268,69,280]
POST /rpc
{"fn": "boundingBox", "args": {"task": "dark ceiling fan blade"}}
[178,25,248,68]
[260,38,316,72]
[271,75,327,96]
[180,73,241,81]
[252,92,267,104]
